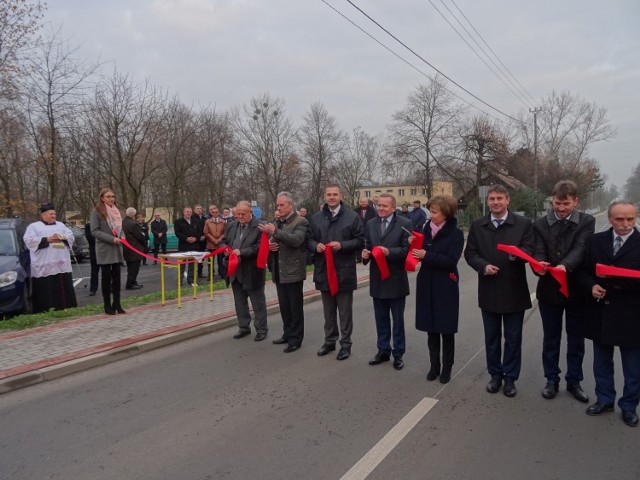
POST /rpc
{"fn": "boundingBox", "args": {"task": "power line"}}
[340,0,527,125]
[449,0,539,106]
[430,0,535,110]
[319,0,509,125]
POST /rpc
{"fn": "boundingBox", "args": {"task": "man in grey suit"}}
[259,192,309,353]
[223,201,268,341]
[362,194,412,370]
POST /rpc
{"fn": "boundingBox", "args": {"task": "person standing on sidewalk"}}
[361,193,411,370]
[85,222,100,295]
[174,207,199,286]
[122,207,145,291]
[413,195,464,384]
[308,184,364,361]
[223,201,268,341]
[90,188,126,315]
[203,204,226,281]
[259,192,309,353]
[464,184,533,398]
[533,180,594,403]
[136,213,149,265]
[150,213,167,264]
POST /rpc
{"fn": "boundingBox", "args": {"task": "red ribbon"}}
[496,244,568,298]
[257,232,269,269]
[120,239,238,277]
[596,263,640,279]
[405,231,424,272]
[371,246,390,281]
[324,247,339,296]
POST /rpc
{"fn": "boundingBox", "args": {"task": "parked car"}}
[0,217,32,316]
[68,226,90,262]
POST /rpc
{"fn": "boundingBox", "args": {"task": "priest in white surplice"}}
[23,203,78,313]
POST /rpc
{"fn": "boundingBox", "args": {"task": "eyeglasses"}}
[103,195,116,198]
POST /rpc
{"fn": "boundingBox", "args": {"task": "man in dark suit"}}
[533,180,595,403]
[464,184,533,398]
[136,213,150,265]
[174,207,199,285]
[308,184,365,360]
[259,192,309,352]
[122,207,145,290]
[354,197,377,263]
[579,201,640,428]
[361,194,411,370]
[150,213,168,264]
[223,201,268,341]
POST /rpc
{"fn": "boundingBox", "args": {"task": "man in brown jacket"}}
[204,204,226,281]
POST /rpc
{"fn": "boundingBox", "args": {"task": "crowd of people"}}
[23,180,639,428]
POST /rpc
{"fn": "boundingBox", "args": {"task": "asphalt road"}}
[1,244,637,479]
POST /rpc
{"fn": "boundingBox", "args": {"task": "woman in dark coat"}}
[90,188,125,315]
[413,195,464,384]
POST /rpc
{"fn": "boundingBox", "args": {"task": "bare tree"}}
[233,93,300,207]
[333,126,381,206]
[297,102,344,207]
[388,76,465,198]
[19,25,99,214]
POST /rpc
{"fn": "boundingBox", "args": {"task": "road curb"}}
[0,278,370,395]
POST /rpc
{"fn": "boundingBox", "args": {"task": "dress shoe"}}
[503,379,517,397]
[284,345,300,353]
[317,343,336,356]
[586,402,614,416]
[104,306,116,315]
[393,357,404,370]
[542,382,559,399]
[369,352,391,365]
[439,365,452,384]
[125,284,143,290]
[114,305,126,314]
[254,333,267,342]
[89,290,97,296]
[567,383,589,403]
[486,377,502,393]
[426,364,440,381]
[233,330,251,339]
[621,410,639,427]
[272,337,287,345]
[336,347,351,361]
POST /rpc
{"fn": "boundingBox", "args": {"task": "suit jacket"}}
[269,212,309,284]
[464,211,533,313]
[354,204,377,227]
[415,218,464,334]
[174,217,200,252]
[576,228,640,348]
[534,210,595,305]
[122,216,145,262]
[363,213,411,299]
[223,216,265,290]
[150,219,168,245]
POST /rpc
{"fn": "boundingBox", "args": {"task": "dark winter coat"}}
[122,216,145,262]
[150,218,168,245]
[464,211,534,313]
[409,207,427,232]
[533,210,595,305]
[415,217,464,334]
[363,213,411,299]
[174,217,200,252]
[307,202,364,292]
[576,228,640,348]
[223,215,266,291]
[354,204,377,227]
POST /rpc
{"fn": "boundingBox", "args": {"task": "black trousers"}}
[126,260,141,287]
[153,243,167,258]
[89,255,101,293]
[275,280,305,347]
[101,263,122,307]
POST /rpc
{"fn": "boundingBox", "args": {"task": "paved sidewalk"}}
[0,266,370,394]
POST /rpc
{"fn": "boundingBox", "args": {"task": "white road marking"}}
[340,397,438,480]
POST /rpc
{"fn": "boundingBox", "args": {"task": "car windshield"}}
[0,230,18,256]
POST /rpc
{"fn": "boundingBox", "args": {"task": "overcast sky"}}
[44,0,639,189]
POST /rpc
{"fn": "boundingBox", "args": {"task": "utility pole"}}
[530,107,542,218]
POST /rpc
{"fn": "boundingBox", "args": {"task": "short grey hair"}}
[126,207,137,217]
[277,191,294,206]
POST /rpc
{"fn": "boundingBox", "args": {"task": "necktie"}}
[614,235,623,256]
[494,219,504,228]
[381,219,388,235]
